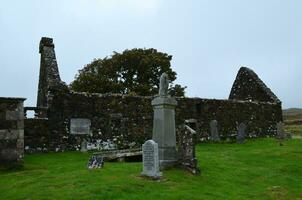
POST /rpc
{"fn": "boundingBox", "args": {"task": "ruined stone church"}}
[2,37,283,154]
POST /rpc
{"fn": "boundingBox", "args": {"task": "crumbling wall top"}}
[39,37,54,53]
[36,37,66,109]
[229,67,281,104]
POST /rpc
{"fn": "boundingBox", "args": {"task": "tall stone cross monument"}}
[152,73,178,169]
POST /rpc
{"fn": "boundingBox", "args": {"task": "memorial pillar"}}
[152,73,178,168]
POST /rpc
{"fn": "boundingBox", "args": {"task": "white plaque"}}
[70,118,91,135]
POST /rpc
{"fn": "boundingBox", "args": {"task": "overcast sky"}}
[0,0,301,108]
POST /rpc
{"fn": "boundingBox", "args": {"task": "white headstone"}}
[141,140,162,178]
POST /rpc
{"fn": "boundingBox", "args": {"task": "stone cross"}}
[237,122,247,144]
[141,140,162,178]
[210,120,220,142]
[159,73,169,96]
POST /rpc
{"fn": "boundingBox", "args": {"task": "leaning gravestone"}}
[210,120,220,142]
[177,125,200,175]
[237,122,247,144]
[141,140,162,179]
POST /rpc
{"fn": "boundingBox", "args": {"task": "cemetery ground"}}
[1,138,302,200]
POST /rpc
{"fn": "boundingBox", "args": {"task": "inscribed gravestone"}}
[237,122,247,144]
[141,140,162,178]
[70,118,91,135]
[210,120,220,142]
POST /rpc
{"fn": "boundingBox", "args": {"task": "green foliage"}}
[70,48,186,97]
[1,139,302,200]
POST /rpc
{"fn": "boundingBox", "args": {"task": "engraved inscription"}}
[141,140,161,178]
[143,143,155,171]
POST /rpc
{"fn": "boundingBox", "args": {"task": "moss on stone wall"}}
[25,87,282,152]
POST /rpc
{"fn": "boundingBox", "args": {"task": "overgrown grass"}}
[284,124,302,136]
[1,139,302,200]
[283,108,302,136]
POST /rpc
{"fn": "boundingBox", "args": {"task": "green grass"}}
[1,139,302,200]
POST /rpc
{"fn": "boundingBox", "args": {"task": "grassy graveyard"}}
[0,138,302,200]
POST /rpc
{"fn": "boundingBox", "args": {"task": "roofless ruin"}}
[1,37,282,168]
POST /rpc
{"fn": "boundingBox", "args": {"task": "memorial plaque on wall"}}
[70,118,91,135]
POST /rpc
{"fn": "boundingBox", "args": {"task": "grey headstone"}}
[177,125,200,175]
[70,118,91,135]
[88,155,104,169]
[237,123,247,144]
[210,120,220,142]
[141,140,162,178]
[80,139,88,152]
[276,122,285,143]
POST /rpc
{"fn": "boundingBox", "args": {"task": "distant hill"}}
[283,108,302,116]
[283,108,302,124]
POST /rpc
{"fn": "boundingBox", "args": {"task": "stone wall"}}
[24,118,49,153]
[37,37,64,109]
[229,67,281,104]
[0,97,25,168]
[24,87,281,152]
[177,98,282,140]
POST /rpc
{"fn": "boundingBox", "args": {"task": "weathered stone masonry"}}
[229,67,281,104]
[0,97,25,168]
[23,37,282,152]
[37,37,63,109]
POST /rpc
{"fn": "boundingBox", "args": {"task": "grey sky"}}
[0,0,301,108]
